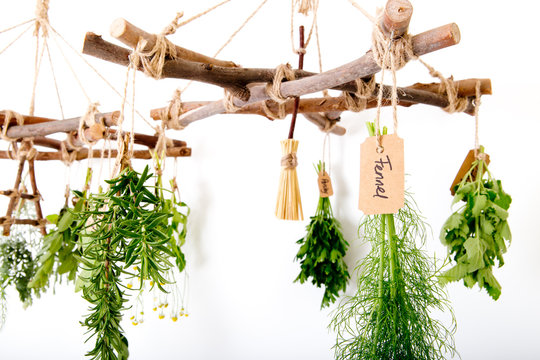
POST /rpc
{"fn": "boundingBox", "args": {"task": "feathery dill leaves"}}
[295,161,350,308]
[77,165,188,359]
[330,198,457,360]
[440,147,512,300]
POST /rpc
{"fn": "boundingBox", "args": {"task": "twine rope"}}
[290,0,318,55]
[267,63,296,104]
[261,100,287,120]
[223,89,242,113]
[343,76,376,112]
[161,88,185,130]
[34,0,50,37]
[77,102,99,146]
[473,80,484,160]
[1,110,25,141]
[281,152,298,169]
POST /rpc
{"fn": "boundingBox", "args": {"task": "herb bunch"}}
[331,198,457,360]
[330,123,456,360]
[295,161,350,308]
[29,170,92,291]
[440,147,512,300]
[77,165,188,359]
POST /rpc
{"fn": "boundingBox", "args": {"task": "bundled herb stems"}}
[295,162,350,308]
[330,123,456,360]
[440,147,512,300]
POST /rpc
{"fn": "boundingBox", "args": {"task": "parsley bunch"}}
[295,162,350,308]
[440,147,512,300]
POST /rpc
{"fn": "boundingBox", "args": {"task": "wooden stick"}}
[408,78,492,97]
[28,158,46,235]
[110,18,238,68]
[3,111,120,139]
[83,22,460,98]
[105,129,187,149]
[381,0,413,37]
[0,190,40,201]
[3,157,25,235]
[302,113,347,136]
[0,218,46,226]
[0,147,192,161]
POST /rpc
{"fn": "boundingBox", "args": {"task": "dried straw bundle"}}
[275,139,303,220]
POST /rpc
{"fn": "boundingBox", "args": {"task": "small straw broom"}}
[275,26,305,221]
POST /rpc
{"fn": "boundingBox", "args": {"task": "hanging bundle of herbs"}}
[76,165,189,359]
[295,161,350,308]
[331,198,457,360]
[330,124,456,360]
[0,196,45,329]
[440,147,512,300]
[28,169,93,291]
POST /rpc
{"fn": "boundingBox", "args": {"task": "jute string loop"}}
[473,80,485,160]
[267,63,296,104]
[1,110,25,141]
[161,12,184,36]
[417,58,468,113]
[161,89,185,130]
[343,77,376,112]
[223,89,242,113]
[261,100,287,120]
[294,0,316,16]
[371,22,414,71]
[154,124,173,160]
[281,152,298,169]
[17,140,37,161]
[60,140,77,166]
[78,102,99,146]
[290,0,318,55]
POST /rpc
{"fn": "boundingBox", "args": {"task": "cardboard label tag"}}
[318,171,334,197]
[450,149,490,195]
[358,134,404,215]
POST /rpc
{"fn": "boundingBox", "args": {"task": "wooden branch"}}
[0,190,40,201]
[2,111,120,139]
[0,147,191,161]
[0,218,46,226]
[83,22,460,100]
[104,129,187,149]
[149,78,488,127]
[110,18,238,68]
[408,78,492,97]
[302,113,346,136]
[3,156,25,235]
[28,158,46,235]
[381,0,413,37]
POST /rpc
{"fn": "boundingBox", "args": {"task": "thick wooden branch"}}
[408,78,492,97]
[110,18,238,68]
[0,147,191,161]
[1,111,120,139]
[83,22,460,103]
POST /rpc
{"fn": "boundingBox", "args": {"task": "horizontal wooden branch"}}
[1,111,120,139]
[0,217,46,226]
[0,146,191,161]
[110,18,238,68]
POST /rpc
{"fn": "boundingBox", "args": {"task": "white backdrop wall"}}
[0,1,538,359]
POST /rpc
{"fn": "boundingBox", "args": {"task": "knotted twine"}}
[473,80,486,161]
[77,102,100,147]
[161,88,185,130]
[262,63,296,120]
[34,0,49,37]
[343,76,377,112]
[136,12,184,80]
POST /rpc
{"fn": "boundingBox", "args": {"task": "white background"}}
[0,0,538,359]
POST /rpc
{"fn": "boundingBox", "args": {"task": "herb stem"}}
[372,214,387,356]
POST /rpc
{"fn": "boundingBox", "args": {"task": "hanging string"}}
[177,0,231,28]
[0,18,36,35]
[34,0,50,37]
[313,14,329,98]
[0,22,34,56]
[321,132,332,176]
[161,88,185,130]
[473,80,483,160]
[290,0,318,55]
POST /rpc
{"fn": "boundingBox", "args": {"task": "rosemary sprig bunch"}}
[77,165,188,359]
[331,198,457,360]
[295,161,350,308]
[440,147,512,300]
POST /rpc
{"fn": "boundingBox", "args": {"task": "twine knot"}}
[371,24,414,71]
[34,0,50,37]
[267,63,296,104]
[161,12,184,36]
[281,152,298,169]
[1,110,25,141]
[294,0,316,16]
[223,89,242,113]
[78,102,100,146]
[161,89,185,130]
[343,76,376,112]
